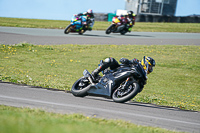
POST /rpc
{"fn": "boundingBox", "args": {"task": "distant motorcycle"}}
[71,59,148,103]
[106,16,129,35]
[64,15,88,35]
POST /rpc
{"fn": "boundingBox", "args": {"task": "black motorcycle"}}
[71,60,148,103]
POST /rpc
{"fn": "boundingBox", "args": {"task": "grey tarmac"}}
[0,83,200,133]
[0,26,200,45]
[1,27,200,133]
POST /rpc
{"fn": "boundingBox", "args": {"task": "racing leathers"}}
[91,57,139,78]
[126,15,135,32]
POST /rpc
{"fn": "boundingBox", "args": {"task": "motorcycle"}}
[71,58,148,103]
[106,16,130,35]
[64,15,88,35]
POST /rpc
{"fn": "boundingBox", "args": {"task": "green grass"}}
[0,105,179,133]
[0,43,199,111]
[1,17,200,33]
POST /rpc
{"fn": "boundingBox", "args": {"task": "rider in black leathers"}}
[125,11,136,32]
[91,57,155,79]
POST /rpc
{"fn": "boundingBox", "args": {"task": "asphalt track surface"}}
[1,27,200,132]
[0,83,200,133]
[0,26,200,45]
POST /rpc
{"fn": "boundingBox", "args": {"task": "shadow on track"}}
[65,33,112,38]
[67,33,153,38]
[111,33,153,38]
[124,34,153,37]
[82,34,112,38]
[84,96,195,112]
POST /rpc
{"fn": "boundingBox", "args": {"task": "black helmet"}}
[127,11,134,18]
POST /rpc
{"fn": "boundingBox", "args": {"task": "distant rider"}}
[125,11,136,32]
[78,9,95,31]
[114,11,135,32]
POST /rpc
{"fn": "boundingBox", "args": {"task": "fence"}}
[135,15,200,23]
[94,13,200,23]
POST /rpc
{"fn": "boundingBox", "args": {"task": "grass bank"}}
[0,105,179,133]
[0,43,199,111]
[0,17,200,33]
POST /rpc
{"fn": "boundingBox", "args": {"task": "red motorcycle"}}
[106,16,129,35]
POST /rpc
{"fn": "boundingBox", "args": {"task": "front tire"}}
[64,24,72,34]
[71,77,91,97]
[106,24,115,34]
[112,82,140,103]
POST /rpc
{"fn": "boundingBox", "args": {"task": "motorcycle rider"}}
[125,11,136,32]
[91,56,155,79]
[114,11,135,33]
[78,9,95,31]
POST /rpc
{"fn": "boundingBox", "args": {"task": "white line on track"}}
[1,95,199,126]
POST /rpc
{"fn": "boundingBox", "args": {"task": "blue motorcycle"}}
[64,15,88,35]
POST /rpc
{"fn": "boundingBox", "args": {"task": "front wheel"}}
[106,24,115,34]
[112,82,140,103]
[71,77,91,97]
[64,24,72,34]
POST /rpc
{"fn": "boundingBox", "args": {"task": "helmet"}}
[87,9,93,17]
[141,56,155,74]
[87,9,93,14]
[127,11,135,18]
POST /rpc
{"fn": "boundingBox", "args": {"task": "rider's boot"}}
[128,27,132,32]
[88,24,92,31]
[91,63,108,80]
[91,57,119,81]
[91,68,100,78]
[90,68,100,83]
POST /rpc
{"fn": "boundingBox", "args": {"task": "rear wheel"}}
[71,77,91,97]
[112,82,140,103]
[64,25,72,34]
[79,29,85,35]
[120,30,126,35]
[106,24,115,34]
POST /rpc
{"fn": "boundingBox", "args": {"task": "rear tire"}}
[120,30,126,35]
[79,29,85,35]
[64,25,72,34]
[112,82,140,103]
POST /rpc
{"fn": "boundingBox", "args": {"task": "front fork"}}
[121,77,134,90]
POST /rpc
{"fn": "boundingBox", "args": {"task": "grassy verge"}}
[0,105,179,133]
[0,17,200,33]
[0,43,199,111]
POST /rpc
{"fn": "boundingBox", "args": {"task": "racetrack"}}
[1,82,200,133]
[1,26,200,132]
[0,26,200,45]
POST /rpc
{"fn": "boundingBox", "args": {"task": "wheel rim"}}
[107,29,111,33]
[115,84,134,98]
[106,25,115,34]
[75,79,89,91]
[67,26,72,32]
